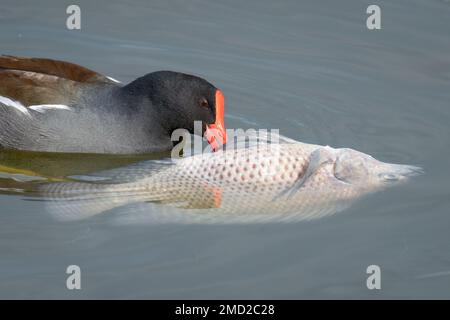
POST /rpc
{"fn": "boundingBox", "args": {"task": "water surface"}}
[1,0,450,298]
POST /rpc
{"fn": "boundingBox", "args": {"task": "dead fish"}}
[40,142,422,223]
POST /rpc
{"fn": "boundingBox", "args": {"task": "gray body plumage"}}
[0,85,173,153]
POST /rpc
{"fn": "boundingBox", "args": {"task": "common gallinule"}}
[0,55,226,154]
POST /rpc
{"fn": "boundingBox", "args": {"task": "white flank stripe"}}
[106,76,121,83]
[0,95,31,116]
[29,104,72,113]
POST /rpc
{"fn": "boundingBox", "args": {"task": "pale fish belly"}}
[40,142,422,223]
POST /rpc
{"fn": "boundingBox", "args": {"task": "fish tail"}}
[39,181,148,221]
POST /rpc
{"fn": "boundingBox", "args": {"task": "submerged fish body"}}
[42,142,422,223]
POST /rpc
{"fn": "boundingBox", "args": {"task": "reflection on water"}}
[0,149,168,194]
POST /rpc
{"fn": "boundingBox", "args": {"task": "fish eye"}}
[199,97,209,108]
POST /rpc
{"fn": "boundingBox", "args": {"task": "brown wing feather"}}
[0,69,82,106]
[0,55,118,106]
[0,55,115,84]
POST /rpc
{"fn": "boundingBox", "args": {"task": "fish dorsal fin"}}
[68,158,176,184]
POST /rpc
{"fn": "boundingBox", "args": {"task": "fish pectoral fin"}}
[180,183,223,210]
[274,147,334,200]
[142,183,222,210]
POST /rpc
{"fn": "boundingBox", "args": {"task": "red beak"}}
[205,89,227,151]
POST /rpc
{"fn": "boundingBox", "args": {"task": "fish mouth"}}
[205,89,227,152]
[379,164,424,183]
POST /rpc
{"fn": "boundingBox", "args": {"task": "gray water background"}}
[0,0,449,298]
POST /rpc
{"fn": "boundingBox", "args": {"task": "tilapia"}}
[41,141,422,223]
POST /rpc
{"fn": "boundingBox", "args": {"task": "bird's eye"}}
[200,98,209,108]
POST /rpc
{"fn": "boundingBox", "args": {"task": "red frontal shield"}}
[205,89,227,151]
